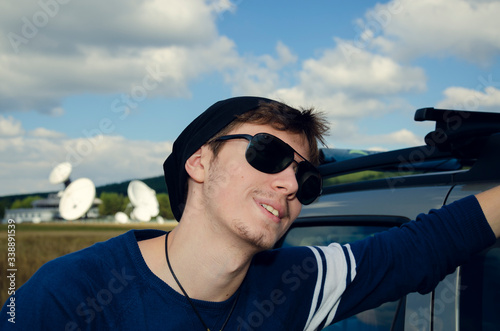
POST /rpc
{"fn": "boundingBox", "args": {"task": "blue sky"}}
[1,0,499,196]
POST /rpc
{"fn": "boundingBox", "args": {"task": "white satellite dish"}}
[156,215,165,224]
[49,162,72,186]
[114,211,129,224]
[127,180,159,221]
[59,178,96,221]
[128,180,157,206]
[132,206,152,222]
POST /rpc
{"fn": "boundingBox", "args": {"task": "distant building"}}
[4,207,56,223]
[3,193,101,223]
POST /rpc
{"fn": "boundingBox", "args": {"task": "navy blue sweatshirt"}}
[1,195,495,330]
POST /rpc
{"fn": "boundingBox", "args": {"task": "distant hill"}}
[95,176,167,196]
[0,175,167,218]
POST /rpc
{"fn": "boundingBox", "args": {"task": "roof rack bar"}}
[319,108,500,178]
[414,107,500,154]
[414,107,500,123]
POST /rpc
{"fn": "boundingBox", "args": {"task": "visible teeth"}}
[261,204,279,217]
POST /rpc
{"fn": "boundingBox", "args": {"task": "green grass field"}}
[0,222,177,306]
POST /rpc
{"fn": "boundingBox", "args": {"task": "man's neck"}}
[138,219,257,302]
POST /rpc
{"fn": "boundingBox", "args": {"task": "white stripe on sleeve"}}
[303,243,355,331]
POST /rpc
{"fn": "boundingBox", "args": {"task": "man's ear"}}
[185,147,209,183]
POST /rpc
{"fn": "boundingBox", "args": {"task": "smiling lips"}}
[261,203,280,217]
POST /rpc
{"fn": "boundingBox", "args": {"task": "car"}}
[274,108,500,330]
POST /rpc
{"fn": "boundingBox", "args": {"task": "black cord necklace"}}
[165,233,240,331]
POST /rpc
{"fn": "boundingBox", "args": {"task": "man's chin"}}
[234,222,278,251]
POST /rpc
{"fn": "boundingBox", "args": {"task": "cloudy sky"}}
[1,0,499,196]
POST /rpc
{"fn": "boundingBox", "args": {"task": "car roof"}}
[298,107,500,218]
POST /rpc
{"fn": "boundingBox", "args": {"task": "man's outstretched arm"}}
[476,185,500,238]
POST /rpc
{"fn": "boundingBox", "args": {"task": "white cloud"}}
[0,36,239,113]
[0,131,172,196]
[1,0,218,52]
[268,45,422,122]
[265,41,298,71]
[261,0,499,148]
[0,0,239,114]
[60,135,171,188]
[208,0,237,14]
[298,46,426,97]
[357,0,500,64]
[385,128,423,146]
[29,127,66,138]
[0,116,25,136]
[3,0,498,196]
[273,87,412,120]
[325,127,423,151]
[0,0,430,120]
[437,86,500,111]
[224,42,298,96]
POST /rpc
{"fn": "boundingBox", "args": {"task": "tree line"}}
[97,192,174,220]
[1,176,171,220]
[2,192,175,220]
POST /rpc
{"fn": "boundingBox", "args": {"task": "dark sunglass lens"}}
[245,134,294,173]
[295,162,322,205]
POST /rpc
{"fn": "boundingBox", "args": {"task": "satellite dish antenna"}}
[49,162,72,187]
[127,180,159,221]
[132,206,152,222]
[59,178,96,221]
[128,180,157,207]
[114,211,129,224]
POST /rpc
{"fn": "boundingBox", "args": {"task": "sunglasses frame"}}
[214,133,322,205]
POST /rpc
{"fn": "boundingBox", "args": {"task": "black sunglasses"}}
[215,133,322,205]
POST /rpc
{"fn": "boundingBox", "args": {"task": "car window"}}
[280,222,403,331]
[281,225,392,247]
[459,239,500,331]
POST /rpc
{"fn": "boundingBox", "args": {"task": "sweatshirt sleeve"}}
[0,234,138,331]
[331,194,496,323]
[1,254,89,330]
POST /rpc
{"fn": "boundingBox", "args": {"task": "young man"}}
[2,96,499,330]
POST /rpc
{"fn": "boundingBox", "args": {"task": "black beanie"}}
[163,96,276,221]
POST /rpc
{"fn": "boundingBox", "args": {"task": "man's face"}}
[200,123,310,250]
